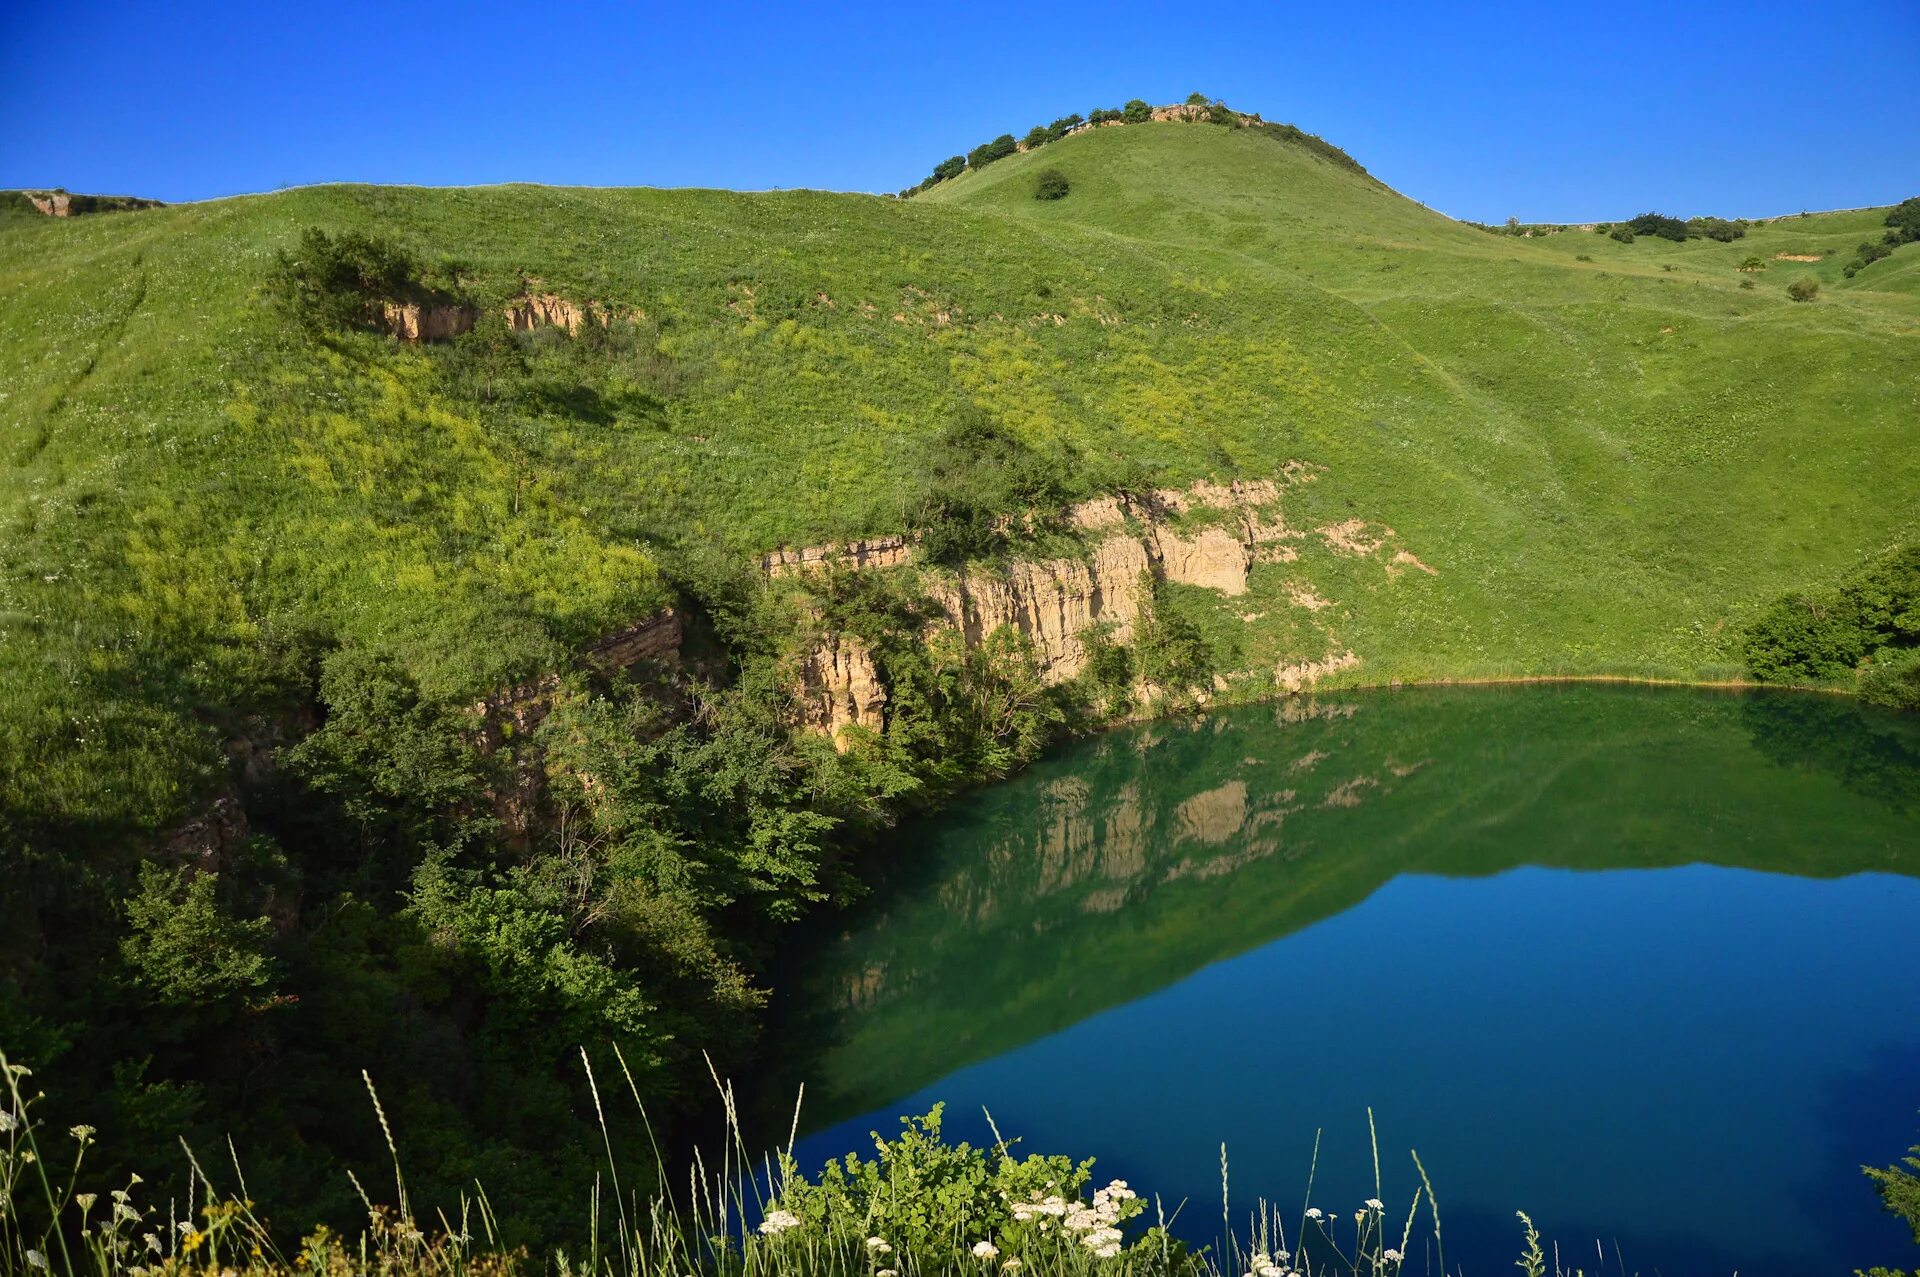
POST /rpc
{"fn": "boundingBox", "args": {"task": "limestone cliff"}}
[797,633,887,748]
[380,300,479,342]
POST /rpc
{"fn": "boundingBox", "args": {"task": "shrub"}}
[1861,649,1920,710]
[1745,545,1919,685]
[1033,168,1070,201]
[1739,254,1766,271]
[1626,211,1688,242]
[1609,227,1635,244]
[908,410,1077,564]
[1575,254,1593,262]
[1886,196,1920,242]
[1088,106,1122,124]
[966,134,1018,170]
[932,155,965,182]
[1787,275,1820,302]
[270,227,423,331]
[1023,125,1051,150]
[1122,98,1151,123]
[1687,216,1746,242]
[1047,114,1083,140]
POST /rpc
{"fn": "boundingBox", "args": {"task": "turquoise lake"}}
[760,686,1920,1275]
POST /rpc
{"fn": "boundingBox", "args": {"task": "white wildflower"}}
[26,1251,48,1271]
[143,1233,162,1254]
[69,1124,96,1144]
[972,1241,1000,1260]
[1004,1261,1022,1272]
[1365,1198,1384,1211]
[77,1192,97,1211]
[0,1110,15,1132]
[757,1209,801,1235]
[878,1270,897,1277]
[1305,1207,1323,1221]
[1090,1242,1122,1259]
[865,1237,892,1253]
[1383,1250,1403,1263]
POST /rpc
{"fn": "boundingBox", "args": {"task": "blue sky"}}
[4,0,1916,222]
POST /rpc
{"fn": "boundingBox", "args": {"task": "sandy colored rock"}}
[380,300,479,342]
[799,633,887,747]
[1277,650,1360,692]
[763,536,915,577]
[1153,524,1252,594]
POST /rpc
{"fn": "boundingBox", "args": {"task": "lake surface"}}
[759,687,1920,1275]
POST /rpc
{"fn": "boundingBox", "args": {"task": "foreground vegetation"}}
[2,102,1917,1251]
[5,1051,1917,1277]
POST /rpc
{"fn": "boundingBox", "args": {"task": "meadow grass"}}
[0,1048,1591,1277]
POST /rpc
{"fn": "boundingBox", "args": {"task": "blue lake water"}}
[762,688,1920,1274]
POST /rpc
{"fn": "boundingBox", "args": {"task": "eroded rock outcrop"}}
[762,536,915,577]
[798,633,887,747]
[380,300,479,342]
[504,292,637,333]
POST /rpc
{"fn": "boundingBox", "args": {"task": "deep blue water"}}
[766,689,1920,1274]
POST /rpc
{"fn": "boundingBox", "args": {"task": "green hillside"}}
[1,113,1915,1242]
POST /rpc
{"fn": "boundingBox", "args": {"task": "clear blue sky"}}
[4,0,1916,223]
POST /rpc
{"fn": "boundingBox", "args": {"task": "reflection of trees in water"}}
[1742,693,1920,813]
[765,687,1920,1132]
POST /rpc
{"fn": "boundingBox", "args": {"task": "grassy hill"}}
[0,113,1915,1242]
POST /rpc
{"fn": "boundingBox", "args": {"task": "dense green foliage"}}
[1032,168,1070,201]
[1743,545,1919,699]
[3,107,1918,1254]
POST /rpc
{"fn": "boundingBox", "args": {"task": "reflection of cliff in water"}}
[762,686,1920,1133]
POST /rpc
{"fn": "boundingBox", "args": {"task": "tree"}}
[121,863,276,1008]
[1625,211,1688,242]
[1047,114,1083,140]
[1185,91,1209,106]
[966,134,1018,170]
[1886,196,1920,242]
[1122,99,1151,123]
[1863,1122,1920,1244]
[1787,275,1820,302]
[932,155,966,183]
[1023,125,1051,150]
[1033,168,1070,201]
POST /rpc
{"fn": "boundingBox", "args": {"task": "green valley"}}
[1,104,1916,1258]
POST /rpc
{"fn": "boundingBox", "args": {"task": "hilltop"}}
[1,108,1916,1241]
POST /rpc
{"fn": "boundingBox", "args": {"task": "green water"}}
[763,686,1920,1274]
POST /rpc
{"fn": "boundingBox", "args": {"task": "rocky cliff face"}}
[790,475,1339,741]
[762,536,915,577]
[380,300,479,342]
[924,480,1305,684]
[798,634,887,749]
[503,292,637,334]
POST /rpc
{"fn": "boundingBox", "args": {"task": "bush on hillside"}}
[966,134,1018,170]
[908,410,1078,564]
[1626,211,1689,242]
[1861,649,1920,710]
[1033,168,1070,201]
[1609,226,1635,243]
[1787,275,1820,302]
[1739,254,1767,271]
[1744,545,1919,685]
[1123,98,1151,123]
[271,227,424,331]
[1048,113,1083,140]
[933,155,966,182]
[1023,125,1051,150]
[1886,196,1920,242]
[1687,216,1747,242]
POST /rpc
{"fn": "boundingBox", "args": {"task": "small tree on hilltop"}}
[1023,125,1051,150]
[1123,98,1151,123]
